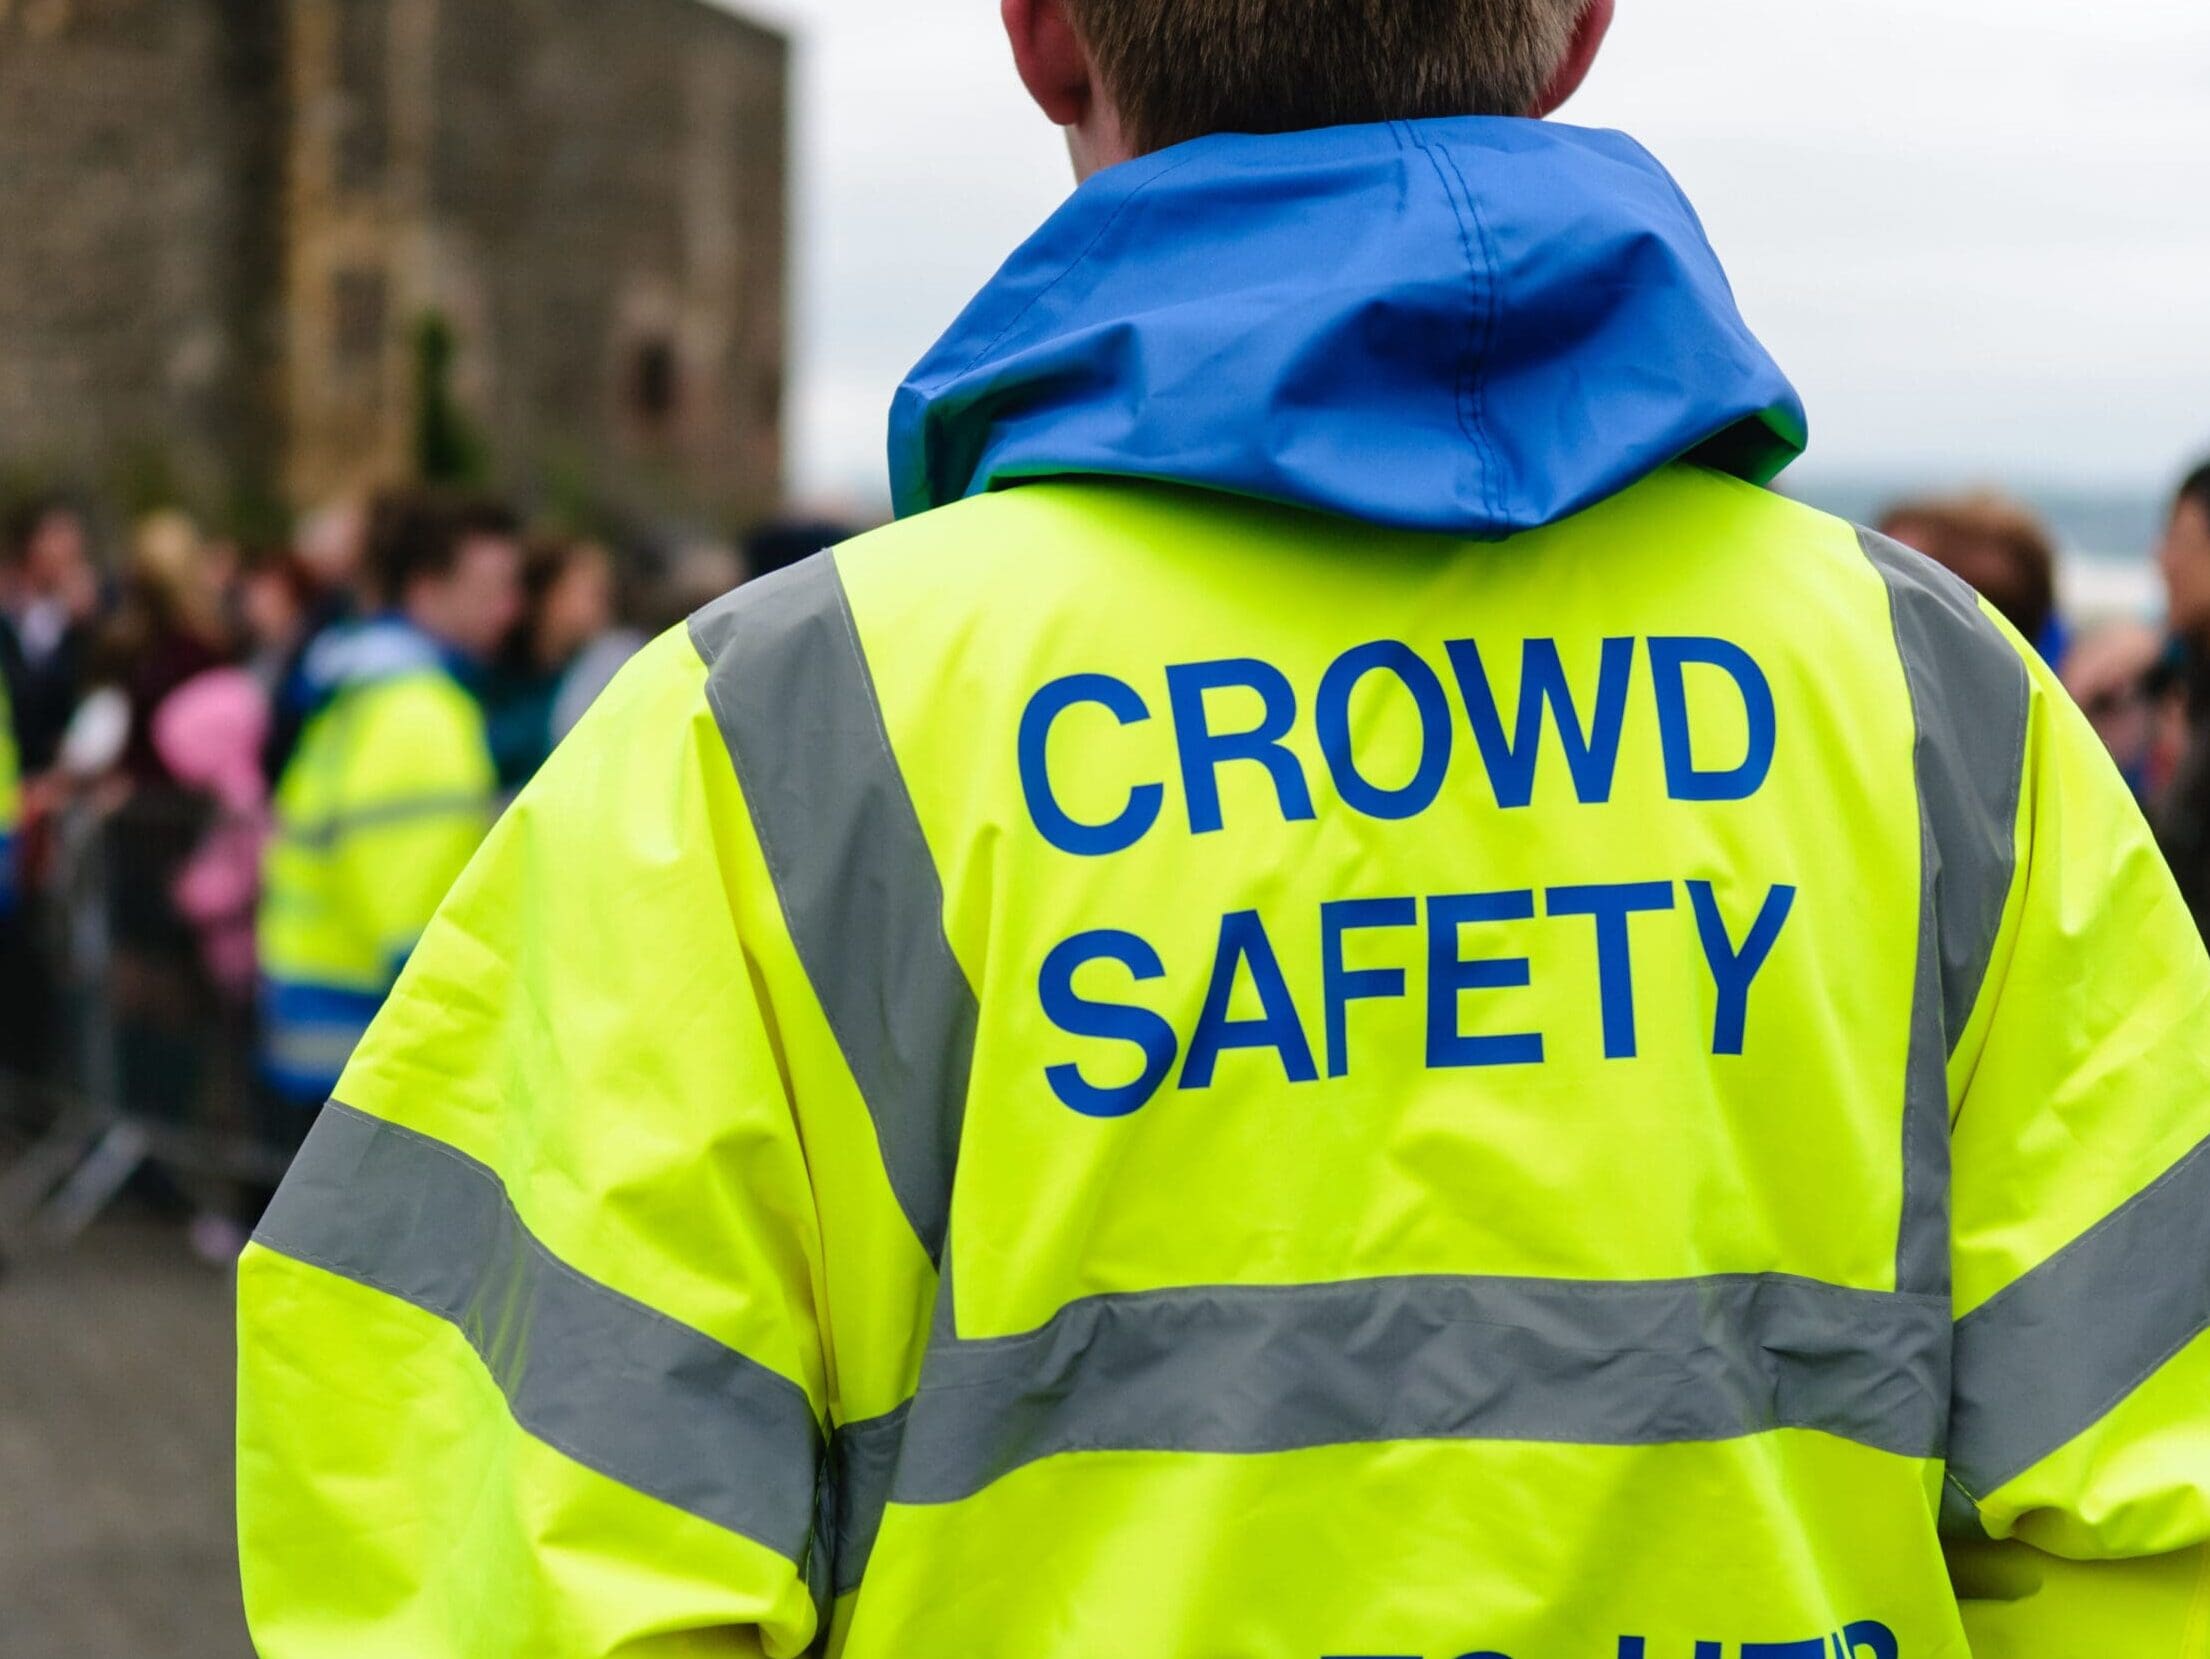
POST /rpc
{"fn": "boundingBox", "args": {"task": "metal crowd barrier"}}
[0,787,296,1262]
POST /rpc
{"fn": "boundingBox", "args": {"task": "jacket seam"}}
[1943,1469,1984,1509]
[1431,136,1508,528]
[1951,620,2031,1061]
[1401,122,1504,528]
[824,556,916,814]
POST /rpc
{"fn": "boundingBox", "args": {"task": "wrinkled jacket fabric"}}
[240,121,2210,1657]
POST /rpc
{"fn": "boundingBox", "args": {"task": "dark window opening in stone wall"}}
[632,337,680,429]
[334,0,392,193]
[331,268,388,377]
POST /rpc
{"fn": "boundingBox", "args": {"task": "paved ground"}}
[1,1217,251,1658]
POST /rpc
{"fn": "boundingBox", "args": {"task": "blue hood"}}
[891,119,1806,538]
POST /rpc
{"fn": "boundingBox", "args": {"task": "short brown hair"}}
[1878,491,2059,645]
[363,488,520,605]
[1064,0,1587,154]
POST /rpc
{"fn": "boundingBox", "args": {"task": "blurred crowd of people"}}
[0,485,850,1255]
[4,460,2209,1258]
[1876,462,2210,932]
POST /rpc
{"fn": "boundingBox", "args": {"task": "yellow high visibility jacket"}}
[237,472,2210,1658]
[257,619,497,1100]
[239,121,2210,1658]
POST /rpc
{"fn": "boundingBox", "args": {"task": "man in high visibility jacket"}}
[256,492,520,1104]
[238,3,2210,1654]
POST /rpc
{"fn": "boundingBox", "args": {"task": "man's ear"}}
[1002,0,1093,128]
[1531,0,1616,117]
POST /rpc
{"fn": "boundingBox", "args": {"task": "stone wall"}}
[282,0,440,505]
[0,0,288,521]
[426,0,788,523]
[2,0,786,531]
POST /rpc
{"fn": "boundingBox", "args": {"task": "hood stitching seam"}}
[1436,139,1508,528]
[1404,122,1504,528]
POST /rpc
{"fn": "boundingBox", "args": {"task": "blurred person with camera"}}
[240,3,2210,1654]
[255,491,520,1108]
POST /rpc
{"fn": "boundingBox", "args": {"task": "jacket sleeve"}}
[1942,636,2210,1655]
[238,632,834,1657]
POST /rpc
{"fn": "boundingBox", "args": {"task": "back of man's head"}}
[363,490,518,610]
[1063,0,1589,154]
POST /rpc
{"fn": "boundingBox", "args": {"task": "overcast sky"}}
[738,0,2209,512]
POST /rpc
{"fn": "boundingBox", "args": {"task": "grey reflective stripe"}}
[1949,1134,2210,1503]
[277,790,491,851]
[690,555,976,1265]
[1859,527,2030,1295]
[254,1101,825,1565]
[827,1403,910,1599]
[1890,877,1951,1300]
[822,1269,1948,1590]
[1859,528,2030,1045]
[826,1242,956,1596]
[880,1273,1948,1509]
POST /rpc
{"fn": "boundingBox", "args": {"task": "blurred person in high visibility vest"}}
[256,492,520,1106]
[240,4,2210,1655]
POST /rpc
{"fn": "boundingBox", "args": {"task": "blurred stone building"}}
[0,0,788,530]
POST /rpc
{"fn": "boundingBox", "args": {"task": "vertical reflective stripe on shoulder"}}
[689,554,976,1266]
[252,1102,825,1565]
[1858,526,2030,1297]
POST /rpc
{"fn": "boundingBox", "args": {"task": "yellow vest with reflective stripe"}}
[239,469,2210,1658]
[257,661,494,1097]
